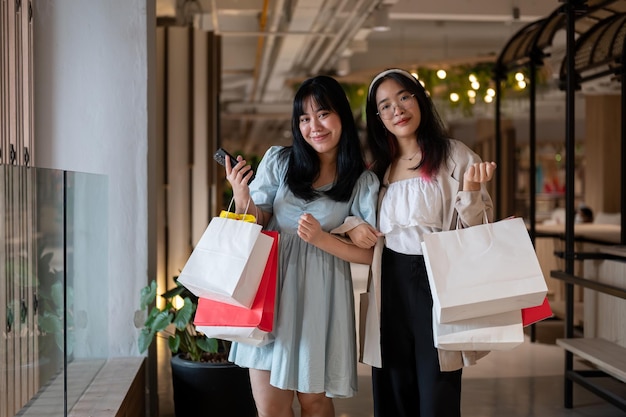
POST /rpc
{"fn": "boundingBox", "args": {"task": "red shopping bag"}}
[521,297,553,327]
[194,230,278,338]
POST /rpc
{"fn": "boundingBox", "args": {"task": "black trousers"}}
[372,247,462,417]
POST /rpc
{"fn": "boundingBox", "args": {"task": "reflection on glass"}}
[1,165,108,417]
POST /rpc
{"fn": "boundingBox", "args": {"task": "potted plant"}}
[138,279,256,417]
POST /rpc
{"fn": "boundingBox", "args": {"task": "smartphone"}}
[213,147,239,167]
[213,148,255,182]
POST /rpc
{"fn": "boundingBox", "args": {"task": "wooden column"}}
[584,94,622,214]
[475,118,515,220]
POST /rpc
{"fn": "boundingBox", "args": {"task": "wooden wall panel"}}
[1,1,37,416]
[584,95,621,214]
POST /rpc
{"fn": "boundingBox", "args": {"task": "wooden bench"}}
[17,357,145,417]
[556,338,626,383]
[556,337,626,411]
[68,357,145,417]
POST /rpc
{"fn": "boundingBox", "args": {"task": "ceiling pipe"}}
[251,0,288,103]
[309,0,382,75]
[248,0,270,102]
[295,0,347,72]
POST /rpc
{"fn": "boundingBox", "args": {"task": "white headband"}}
[368,68,419,97]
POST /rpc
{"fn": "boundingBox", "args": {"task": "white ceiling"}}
[158,0,576,153]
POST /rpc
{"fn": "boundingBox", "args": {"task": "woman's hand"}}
[298,213,324,245]
[463,161,497,191]
[346,223,383,249]
[225,155,255,206]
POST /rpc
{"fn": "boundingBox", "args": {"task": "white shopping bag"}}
[195,325,274,347]
[433,309,524,351]
[359,283,381,367]
[421,217,547,324]
[178,216,274,308]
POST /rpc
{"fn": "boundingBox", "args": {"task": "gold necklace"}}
[400,150,419,161]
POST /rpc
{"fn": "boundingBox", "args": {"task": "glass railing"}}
[1,165,108,417]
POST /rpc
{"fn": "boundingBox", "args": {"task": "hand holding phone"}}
[213,147,255,182]
[213,147,239,167]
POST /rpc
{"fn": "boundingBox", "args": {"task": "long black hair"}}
[281,75,365,201]
[365,69,450,181]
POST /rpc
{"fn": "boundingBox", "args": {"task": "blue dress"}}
[228,146,379,398]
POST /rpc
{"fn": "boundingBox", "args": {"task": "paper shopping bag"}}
[178,216,274,308]
[359,272,382,367]
[522,297,553,326]
[433,309,524,351]
[194,231,279,346]
[421,217,547,324]
[194,326,273,347]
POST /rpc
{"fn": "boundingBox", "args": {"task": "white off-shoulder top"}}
[379,176,444,255]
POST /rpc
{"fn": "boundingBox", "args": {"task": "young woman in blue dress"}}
[224,75,381,417]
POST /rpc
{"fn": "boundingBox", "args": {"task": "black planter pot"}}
[170,354,257,417]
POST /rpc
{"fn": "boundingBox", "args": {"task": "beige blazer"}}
[361,139,494,371]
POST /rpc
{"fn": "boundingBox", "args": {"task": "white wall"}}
[33,0,154,357]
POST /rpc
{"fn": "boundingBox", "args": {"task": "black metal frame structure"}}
[557,2,626,410]
[494,0,626,411]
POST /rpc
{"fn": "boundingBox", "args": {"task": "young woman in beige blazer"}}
[359,68,497,417]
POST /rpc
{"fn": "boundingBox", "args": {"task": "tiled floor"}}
[157,264,626,416]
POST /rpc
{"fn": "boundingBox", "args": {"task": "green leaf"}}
[138,328,154,353]
[151,310,173,333]
[161,284,187,300]
[140,281,157,310]
[197,336,218,353]
[38,311,62,334]
[169,334,180,353]
[51,282,64,309]
[173,297,193,330]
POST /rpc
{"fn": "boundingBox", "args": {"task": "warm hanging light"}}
[449,92,460,102]
[437,69,447,79]
[172,295,185,310]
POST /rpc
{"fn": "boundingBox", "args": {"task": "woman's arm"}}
[298,213,374,264]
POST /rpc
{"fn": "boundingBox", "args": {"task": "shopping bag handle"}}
[454,210,489,230]
[453,211,494,252]
[220,198,257,223]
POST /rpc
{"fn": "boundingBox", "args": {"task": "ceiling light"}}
[371,6,390,32]
[336,57,350,77]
